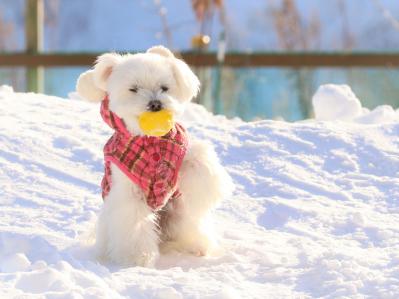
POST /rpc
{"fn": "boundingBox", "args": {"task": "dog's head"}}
[76,46,200,134]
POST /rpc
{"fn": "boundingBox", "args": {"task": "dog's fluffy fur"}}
[76,46,232,267]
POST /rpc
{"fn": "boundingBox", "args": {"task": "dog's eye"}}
[161,85,169,92]
[129,86,138,93]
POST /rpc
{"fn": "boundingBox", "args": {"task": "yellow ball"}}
[138,110,174,137]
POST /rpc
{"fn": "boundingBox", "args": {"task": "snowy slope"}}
[0,85,399,298]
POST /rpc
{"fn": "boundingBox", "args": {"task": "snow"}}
[1,85,399,298]
[312,84,363,121]
[312,84,399,124]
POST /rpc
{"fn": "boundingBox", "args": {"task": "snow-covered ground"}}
[0,84,399,298]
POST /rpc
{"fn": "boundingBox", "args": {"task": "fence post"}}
[25,0,44,93]
[212,31,226,115]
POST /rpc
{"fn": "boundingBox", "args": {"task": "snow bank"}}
[1,86,399,298]
[312,84,399,123]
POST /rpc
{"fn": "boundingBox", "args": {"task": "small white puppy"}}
[76,46,232,267]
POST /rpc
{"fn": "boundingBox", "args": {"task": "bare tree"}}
[371,0,399,32]
[0,6,23,90]
[271,0,320,51]
[337,0,355,50]
[189,0,225,107]
[270,0,321,118]
[152,0,174,49]
[44,0,60,51]
[191,0,223,37]
[0,11,15,51]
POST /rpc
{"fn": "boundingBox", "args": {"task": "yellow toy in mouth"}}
[138,110,174,137]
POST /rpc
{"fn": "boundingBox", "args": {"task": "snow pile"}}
[312,84,363,121]
[312,84,399,123]
[0,85,399,298]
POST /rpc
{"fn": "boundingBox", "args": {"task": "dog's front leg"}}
[96,164,159,267]
[161,140,233,256]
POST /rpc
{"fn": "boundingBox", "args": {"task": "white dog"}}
[76,46,232,267]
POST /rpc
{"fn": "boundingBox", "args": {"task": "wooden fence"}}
[2,0,399,92]
[2,52,399,68]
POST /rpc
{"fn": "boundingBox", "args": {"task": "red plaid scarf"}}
[100,96,188,210]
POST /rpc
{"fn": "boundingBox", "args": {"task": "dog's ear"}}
[93,53,122,91]
[76,70,106,102]
[76,53,121,102]
[147,45,200,102]
[147,45,174,58]
[171,57,200,102]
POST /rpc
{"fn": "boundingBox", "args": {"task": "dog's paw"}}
[186,243,209,257]
[132,251,158,267]
[160,239,210,257]
[107,250,159,268]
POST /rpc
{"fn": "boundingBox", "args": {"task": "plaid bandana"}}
[100,96,188,210]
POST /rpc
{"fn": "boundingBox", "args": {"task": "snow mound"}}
[312,84,399,123]
[312,84,363,121]
[1,86,399,298]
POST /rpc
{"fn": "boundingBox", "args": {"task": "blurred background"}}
[1,0,399,121]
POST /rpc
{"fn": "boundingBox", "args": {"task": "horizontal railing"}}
[2,52,399,67]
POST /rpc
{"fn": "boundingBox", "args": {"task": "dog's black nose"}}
[147,100,163,112]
